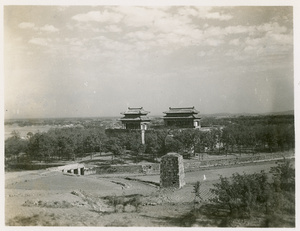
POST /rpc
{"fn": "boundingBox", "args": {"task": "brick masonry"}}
[89,152,293,175]
[160,152,185,188]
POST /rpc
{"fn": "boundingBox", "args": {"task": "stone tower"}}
[160,153,185,188]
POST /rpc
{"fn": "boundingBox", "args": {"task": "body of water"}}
[4,125,54,140]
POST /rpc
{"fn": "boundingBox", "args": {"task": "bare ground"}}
[5,160,285,227]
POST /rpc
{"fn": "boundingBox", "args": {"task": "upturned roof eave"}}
[119,118,151,121]
[162,116,201,119]
[121,112,150,115]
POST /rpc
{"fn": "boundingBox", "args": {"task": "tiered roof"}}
[163,106,199,114]
[121,107,150,115]
[120,116,150,121]
[163,107,201,119]
[120,107,150,121]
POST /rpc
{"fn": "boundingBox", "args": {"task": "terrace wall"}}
[91,152,293,175]
[94,163,160,174]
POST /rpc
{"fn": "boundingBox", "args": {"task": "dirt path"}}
[4,160,285,226]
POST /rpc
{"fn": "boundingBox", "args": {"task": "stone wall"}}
[87,153,293,175]
[94,163,160,175]
[83,168,97,175]
[160,153,185,188]
[184,153,293,171]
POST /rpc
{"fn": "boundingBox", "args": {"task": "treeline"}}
[5,128,106,162]
[4,117,121,128]
[145,123,294,157]
[5,119,294,163]
[201,114,294,127]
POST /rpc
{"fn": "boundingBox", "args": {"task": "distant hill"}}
[263,110,294,115]
[201,110,294,118]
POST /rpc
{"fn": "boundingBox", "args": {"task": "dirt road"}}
[5,160,280,226]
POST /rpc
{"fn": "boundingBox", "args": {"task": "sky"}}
[3,5,294,118]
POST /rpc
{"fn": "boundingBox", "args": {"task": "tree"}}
[94,130,107,155]
[5,131,28,162]
[105,138,123,163]
[11,130,21,139]
[265,126,278,153]
[38,133,57,161]
[27,132,42,161]
[270,159,295,192]
[164,134,183,154]
[145,132,159,161]
[203,129,218,153]
[83,134,95,156]
[72,130,85,158]
[26,132,34,140]
[174,129,196,154]
[193,130,208,159]
[131,140,145,163]
[210,171,269,218]
[155,129,169,156]
[285,125,295,151]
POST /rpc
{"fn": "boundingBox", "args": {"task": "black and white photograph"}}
[2,0,298,228]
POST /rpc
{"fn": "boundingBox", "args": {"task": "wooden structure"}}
[120,107,150,130]
[163,106,201,128]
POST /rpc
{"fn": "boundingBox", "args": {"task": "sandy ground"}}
[4,160,280,227]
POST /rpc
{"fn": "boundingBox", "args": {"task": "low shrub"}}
[210,171,269,218]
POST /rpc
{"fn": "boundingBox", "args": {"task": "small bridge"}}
[57,163,85,175]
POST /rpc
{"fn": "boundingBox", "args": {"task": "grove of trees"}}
[206,159,295,227]
[5,115,295,164]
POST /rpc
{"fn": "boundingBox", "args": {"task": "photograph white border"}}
[1,1,299,231]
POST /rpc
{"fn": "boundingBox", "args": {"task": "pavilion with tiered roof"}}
[163,106,201,128]
[120,107,151,130]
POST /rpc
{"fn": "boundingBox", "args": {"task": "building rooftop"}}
[120,116,151,121]
[163,106,200,115]
[162,115,201,119]
[121,107,150,115]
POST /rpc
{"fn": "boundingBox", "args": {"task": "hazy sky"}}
[4,5,294,118]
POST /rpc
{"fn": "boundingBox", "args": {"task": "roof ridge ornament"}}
[128,107,143,110]
[169,106,195,110]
